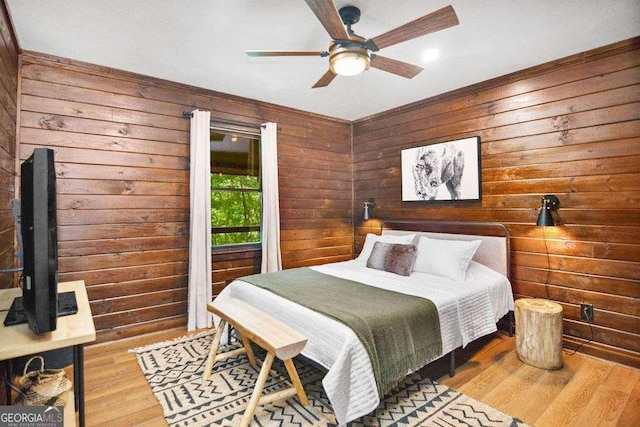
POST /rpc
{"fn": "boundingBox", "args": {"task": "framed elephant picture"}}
[401,136,481,202]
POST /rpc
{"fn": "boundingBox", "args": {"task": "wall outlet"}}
[580,303,594,322]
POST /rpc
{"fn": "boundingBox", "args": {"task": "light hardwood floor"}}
[79,328,639,426]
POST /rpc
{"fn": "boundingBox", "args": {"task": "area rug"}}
[132,331,526,426]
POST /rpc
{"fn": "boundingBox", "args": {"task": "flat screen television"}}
[3,148,76,334]
[21,147,59,333]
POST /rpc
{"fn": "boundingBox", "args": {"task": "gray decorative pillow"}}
[366,242,417,276]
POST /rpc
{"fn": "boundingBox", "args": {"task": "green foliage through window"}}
[210,131,261,246]
[211,174,261,245]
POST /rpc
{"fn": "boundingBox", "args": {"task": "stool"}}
[203,297,309,427]
[515,298,563,369]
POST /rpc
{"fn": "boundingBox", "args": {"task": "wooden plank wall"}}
[17,51,352,343]
[0,2,17,289]
[353,38,640,367]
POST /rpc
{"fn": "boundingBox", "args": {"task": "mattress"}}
[214,259,514,424]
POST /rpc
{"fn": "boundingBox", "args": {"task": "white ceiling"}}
[6,0,640,121]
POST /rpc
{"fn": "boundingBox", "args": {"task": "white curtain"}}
[260,122,282,272]
[187,110,212,331]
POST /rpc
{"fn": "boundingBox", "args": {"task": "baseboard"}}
[562,335,640,369]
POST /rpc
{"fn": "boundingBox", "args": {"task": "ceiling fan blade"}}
[304,0,350,40]
[312,69,337,88]
[370,55,424,79]
[370,5,459,50]
[246,50,325,57]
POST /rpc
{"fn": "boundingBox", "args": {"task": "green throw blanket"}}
[241,267,442,397]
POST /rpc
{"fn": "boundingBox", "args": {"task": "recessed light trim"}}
[421,48,440,63]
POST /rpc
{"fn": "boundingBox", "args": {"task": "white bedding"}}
[214,259,514,425]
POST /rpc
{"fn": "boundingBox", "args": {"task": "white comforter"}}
[213,259,514,425]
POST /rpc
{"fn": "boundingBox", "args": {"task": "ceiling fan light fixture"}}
[247,4,460,88]
[329,45,370,76]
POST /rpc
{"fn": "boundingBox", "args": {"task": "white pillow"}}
[413,236,482,281]
[356,233,416,263]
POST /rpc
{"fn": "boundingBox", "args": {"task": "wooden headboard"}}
[381,220,511,279]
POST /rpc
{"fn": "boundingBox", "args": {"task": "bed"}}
[213,220,515,424]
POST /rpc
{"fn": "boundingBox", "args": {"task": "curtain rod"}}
[182,111,265,129]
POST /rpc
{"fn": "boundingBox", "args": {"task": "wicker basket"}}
[12,356,72,406]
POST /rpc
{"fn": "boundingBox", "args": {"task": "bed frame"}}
[231,221,514,382]
[381,220,513,376]
[381,220,511,280]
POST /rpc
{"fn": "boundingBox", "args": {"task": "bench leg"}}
[284,358,309,406]
[241,351,275,427]
[239,332,257,367]
[203,319,227,381]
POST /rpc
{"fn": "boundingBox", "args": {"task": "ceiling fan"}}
[246,0,459,88]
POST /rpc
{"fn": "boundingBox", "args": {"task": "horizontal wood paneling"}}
[18,51,352,344]
[5,17,637,372]
[0,1,17,290]
[353,37,640,367]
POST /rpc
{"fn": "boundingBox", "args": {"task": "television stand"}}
[3,291,78,327]
[0,281,95,427]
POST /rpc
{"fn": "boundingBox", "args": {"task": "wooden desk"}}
[0,280,96,427]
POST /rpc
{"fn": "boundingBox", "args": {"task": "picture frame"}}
[401,136,481,202]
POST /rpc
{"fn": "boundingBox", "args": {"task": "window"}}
[210,129,261,246]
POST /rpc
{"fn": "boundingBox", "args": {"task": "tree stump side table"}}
[515,298,563,370]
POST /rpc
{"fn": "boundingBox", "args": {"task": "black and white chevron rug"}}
[132,331,526,426]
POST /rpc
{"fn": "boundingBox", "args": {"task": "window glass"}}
[210,130,261,246]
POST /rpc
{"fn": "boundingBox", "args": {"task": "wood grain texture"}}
[515,298,564,369]
[1,5,637,371]
[353,38,640,367]
[16,50,352,343]
[80,329,640,426]
[208,298,307,360]
[370,5,459,50]
[0,2,16,290]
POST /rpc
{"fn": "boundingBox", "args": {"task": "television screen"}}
[3,148,77,333]
[20,148,59,334]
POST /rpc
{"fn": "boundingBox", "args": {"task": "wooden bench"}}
[203,297,309,427]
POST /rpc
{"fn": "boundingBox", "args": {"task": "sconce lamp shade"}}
[537,195,560,226]
[363,199,376,220]
[537,207,555,226]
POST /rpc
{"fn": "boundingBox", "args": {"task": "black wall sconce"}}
[536,195,560,300]
[363,199,376,220]
[536,195,560,226]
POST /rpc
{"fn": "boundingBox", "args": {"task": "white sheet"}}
[214,259,514,425]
